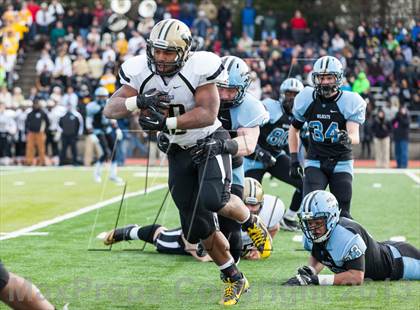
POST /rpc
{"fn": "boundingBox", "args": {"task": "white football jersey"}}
[119,51,226,146]
[241,194,285,253]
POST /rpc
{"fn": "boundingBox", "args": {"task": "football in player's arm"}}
[284,191,420,286]
[103,19,272,306]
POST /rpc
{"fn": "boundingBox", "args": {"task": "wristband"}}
[290,152,299,162]
[317,274,334,286]
[223,139,239,155]
[166,117,177,130]
[125,96,138,112]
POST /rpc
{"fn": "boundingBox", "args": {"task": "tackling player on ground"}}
[284,190,420,286]
[103,178,284,262]
[288,56,366,219]
[103,19,271,305]
[244,78,304,231]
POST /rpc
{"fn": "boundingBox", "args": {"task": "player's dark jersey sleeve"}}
[343,254,366,272]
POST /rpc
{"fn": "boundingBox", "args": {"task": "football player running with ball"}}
[285,191,420,286]
[104,19,271,305]
[288,56,366,219]
[244,78,304,231]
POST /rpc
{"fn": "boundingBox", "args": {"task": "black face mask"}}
[97,99,106,106]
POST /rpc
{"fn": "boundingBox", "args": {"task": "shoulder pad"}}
[327,224,367,264]
[262,98,283,123]
[261,194,285,229]
[119,55,149,89]
[337,91,367,124]
[293,86,315,122]
[233,93,269,128]
[188,52,226,86]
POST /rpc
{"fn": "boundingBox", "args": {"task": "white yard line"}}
[404,171,420,184]
[0,232,49,236]
[0,183,167,241]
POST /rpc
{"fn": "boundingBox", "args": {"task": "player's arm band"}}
[291,118,304,129]
[166,117,177,130]
[125,96,138,112]
[223,139,238,155]
[317,275,334,286]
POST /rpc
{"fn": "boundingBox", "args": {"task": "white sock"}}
[219,258,234,270]
[94,162,102,177]
[110,162,118,179]
[129,226,141,240]
[285,209,297,220]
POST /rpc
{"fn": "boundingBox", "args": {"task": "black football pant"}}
[168,129,232,244]
[304,166,353,219]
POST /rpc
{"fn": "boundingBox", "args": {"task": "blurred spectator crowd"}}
[0,0,418,167]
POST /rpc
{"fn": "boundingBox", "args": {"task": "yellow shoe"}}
[103,224,137,245]
[220,274,249,306]
[245,215,272,258]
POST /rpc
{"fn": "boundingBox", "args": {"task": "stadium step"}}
[15,48,41,97]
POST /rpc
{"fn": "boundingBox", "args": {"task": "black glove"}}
[336,129,352,146]
[139,109,167,131]
[190,137,238,164]
[283,266,318,286]
[289,152,304,179]
[136,88,172,111]
[157,132,170,154]
[254,145,276,168]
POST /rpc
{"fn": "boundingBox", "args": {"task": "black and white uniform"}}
[241,194,284,256]
[303,217,420,280]
[244,98,303,213]
[292,87,366,218]
[119,52,229,243]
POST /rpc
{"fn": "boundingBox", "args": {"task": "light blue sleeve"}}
[341,234,367,262]
[337,91,367,125]
[262,98,283,124]
[303,235,313,252]
[292,86,315,123]
[230,93,269,129]
[327,225,367,266]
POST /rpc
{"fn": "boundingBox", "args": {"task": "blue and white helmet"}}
[299,190,341,243]
[94,87,109,98]
[311,56,343,97]
[218,56,251,110]
[279,77,304,113]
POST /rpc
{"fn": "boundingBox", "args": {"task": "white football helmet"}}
[311,56,343,97]
[279,78,304,113]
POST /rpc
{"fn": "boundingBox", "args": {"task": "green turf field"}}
[0,167,419,309]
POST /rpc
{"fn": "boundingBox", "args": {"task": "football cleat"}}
[280,216,300,232]
[220,273,249,306]
[245,215,272,258]
[103,224,138,245]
